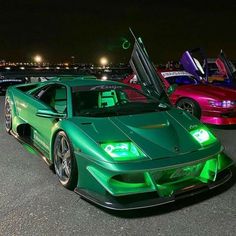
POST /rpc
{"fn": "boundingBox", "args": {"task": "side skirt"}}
[10,130,54,169]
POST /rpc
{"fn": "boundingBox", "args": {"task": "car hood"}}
[176,84,236,100]
[72,109,207,160]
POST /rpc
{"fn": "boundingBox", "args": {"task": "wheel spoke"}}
[5,100,12,131]
[56,149,63,160]
[64,161,71,177]
[179,102,193,114]
[58,164,64,178]
[61,137,65,153]
[64,149,71,159]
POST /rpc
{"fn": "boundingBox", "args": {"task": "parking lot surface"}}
[0,95,235,236]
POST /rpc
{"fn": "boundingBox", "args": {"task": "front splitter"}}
[74,167,234,210]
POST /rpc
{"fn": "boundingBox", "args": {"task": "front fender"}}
[49,120,113,163]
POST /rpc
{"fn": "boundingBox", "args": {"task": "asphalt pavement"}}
[0,95,235,236]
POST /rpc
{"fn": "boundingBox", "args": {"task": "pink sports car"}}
[122,70,236,125]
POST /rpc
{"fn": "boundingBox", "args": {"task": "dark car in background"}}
[0,75,27,94]
[0,65,132,94]
[0,67,92,94]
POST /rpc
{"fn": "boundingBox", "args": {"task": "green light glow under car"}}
[88,153,233,197]
[101,142,145,161]
[190,127,217,146]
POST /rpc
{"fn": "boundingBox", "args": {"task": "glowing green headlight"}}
[190,128,217,146]
[101,142,145,161]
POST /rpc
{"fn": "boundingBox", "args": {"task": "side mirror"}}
[36,109,66,119]
[167,84,178,95]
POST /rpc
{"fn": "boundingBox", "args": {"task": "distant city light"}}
[100,57,108,66]
[71,56,75,64]
[101,75,108,80]
[34,55,42,63]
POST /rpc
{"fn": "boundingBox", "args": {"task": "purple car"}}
[180,49,236,89]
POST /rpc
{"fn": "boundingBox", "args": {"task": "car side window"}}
[37,85,67,114]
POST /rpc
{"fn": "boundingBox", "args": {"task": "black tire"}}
[4,98,12,133]
[53,131,78,190]
[176,98,201,119]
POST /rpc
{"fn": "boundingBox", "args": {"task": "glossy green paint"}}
[6,76,234,206]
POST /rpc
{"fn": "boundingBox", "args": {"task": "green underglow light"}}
[101,142,145,161]
[22,143,38,155]
[190,128,217,146]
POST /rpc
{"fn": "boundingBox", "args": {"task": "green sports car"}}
[4,34,234,210]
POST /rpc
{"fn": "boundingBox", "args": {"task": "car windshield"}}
[72,84,169,117]
[166,75,198,85]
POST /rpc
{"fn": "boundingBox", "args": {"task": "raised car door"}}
[218,50,236,83]
[180,50,207,82]
[129,30,170,104]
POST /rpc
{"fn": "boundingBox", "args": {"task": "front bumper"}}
[201,110,236,125]
[74,152,234,210]
[75,167,234,210]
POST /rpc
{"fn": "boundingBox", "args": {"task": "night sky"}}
[0,0,236,64]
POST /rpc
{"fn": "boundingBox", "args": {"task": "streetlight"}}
[34,55,43,64]
[100,57,108,67]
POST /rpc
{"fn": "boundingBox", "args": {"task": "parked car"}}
[0,67,92,94]
[123,70,236,125]
[159,70,236,125]
[5,33,234,210]
[0,75,27,94]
